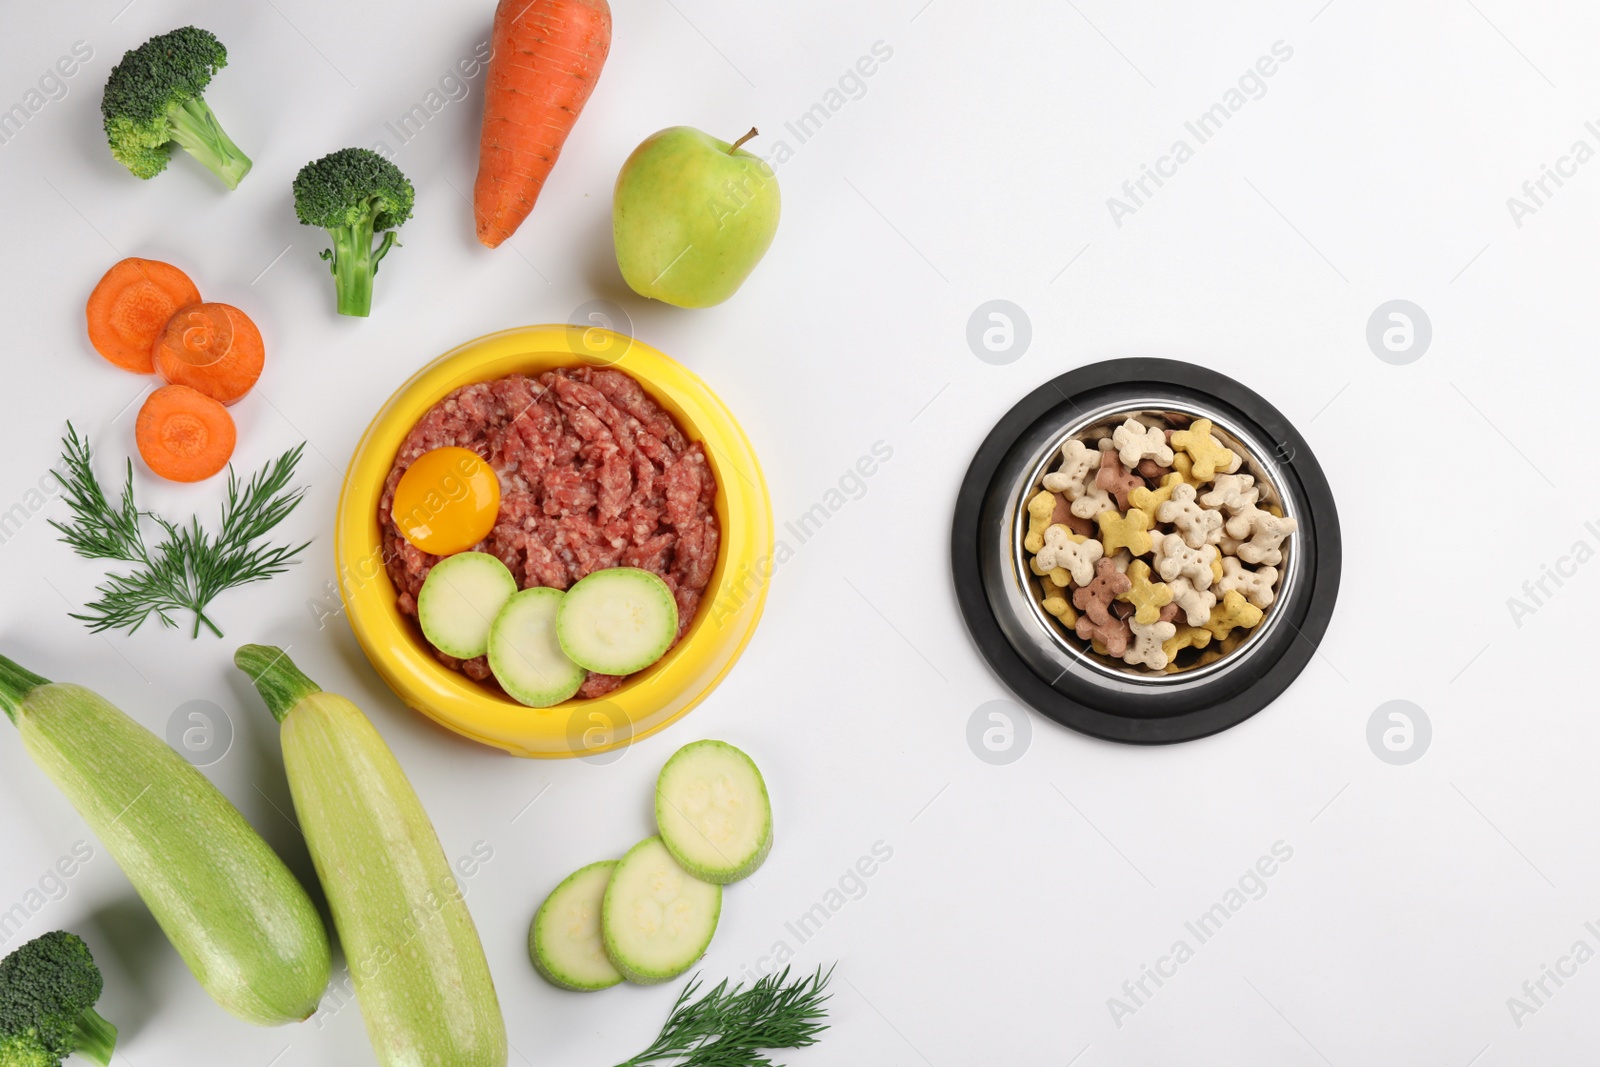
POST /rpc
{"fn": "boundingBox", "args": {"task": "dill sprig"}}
[49,423,310,638]
[615,965,833,1067]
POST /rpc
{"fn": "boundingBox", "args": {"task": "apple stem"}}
[729,127,759,153]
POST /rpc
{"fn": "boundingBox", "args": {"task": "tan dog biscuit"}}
[1156,482,1224,548]
[1041,438,1099,497]
[1112,417,1174,469]
[1124,617,1177,670]
[1226,508,1297,567]
[1200,473,1258,515]
[1218,557,1278,609]
[1164,575,1217,626]
[1035,526,1104,586]
[1151,531,1218,590]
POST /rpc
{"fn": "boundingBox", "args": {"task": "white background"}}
[0,0,1595,1064]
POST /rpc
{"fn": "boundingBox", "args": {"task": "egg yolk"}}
[392,447,501,555]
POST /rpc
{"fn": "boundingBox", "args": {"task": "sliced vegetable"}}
[488,588,586,707]
[556,567,678,675]
[153,302,263,404]
[417,551,517,660]
[529,861,624,992]
[235,646,506,1067]
[474,0,613,248]
[0,655,330,1026]
[391,447,501,556]
[135,383,236,482]
[655,741,772,885]
[85,258,201,373]
[0,931,117,1067]
[602,836,720,986]
[50,426,308,638]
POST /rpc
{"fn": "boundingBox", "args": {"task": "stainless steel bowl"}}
[953,358,1340,743]
[1002,398,1304,689]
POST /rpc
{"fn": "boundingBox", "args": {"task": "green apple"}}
[612,127,780,308]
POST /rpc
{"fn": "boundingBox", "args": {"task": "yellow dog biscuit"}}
[1170,417,1240,483]
[1129,472,1185,515]
[1203,589,1264,641]
[1024,491,1056,554]
[1161,624,1213,663]
[1096,507,1153,557]
[1117,559,1173,625]
[1040,578,1078,626]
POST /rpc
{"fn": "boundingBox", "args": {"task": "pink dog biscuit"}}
[1072,557,1132,637]
[1096,452,1144,511]
[1076,611,1132,657]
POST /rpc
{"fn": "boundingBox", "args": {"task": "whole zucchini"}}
[235,645,506,1067]
[0,653,331,1025]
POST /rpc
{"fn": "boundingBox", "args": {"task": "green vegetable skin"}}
[236,646,506,1067]
[0,656,329,1027]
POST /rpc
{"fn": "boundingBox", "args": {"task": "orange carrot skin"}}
[154,303,264,406]
[135,384,237,483]
[86,258,202,373]
[474,0,612,248]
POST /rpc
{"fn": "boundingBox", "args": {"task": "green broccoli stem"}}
[73,1005,118,1067]
[0,653,49,725]
[325,224,398,318]
[167,96,252,190]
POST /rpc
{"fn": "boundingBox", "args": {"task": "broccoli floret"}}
[0,932,116,1067]
[101,26,251,189]
[292,148,416,318]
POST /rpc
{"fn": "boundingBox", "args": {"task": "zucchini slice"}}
[417,551,517,660]
[488,588,586,707]
[530,861,624,991]
[556,568,678,676]
[601,836,720,985]
[655,740,772,884]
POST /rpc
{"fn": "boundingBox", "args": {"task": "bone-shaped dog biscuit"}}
[1096,507,1154,557]
[1040,439,1099,497]
[1200,473,1258,515]
[1156,482,1224,549]
[1151,531,1218,590]
[1218,557,1278,609]
[1034,526,1104,587]
[1117,559,1174,625]
[1164,575,1217,626]
[1169,417,1240,482]
[1123,617,1177,670]
[1112,418,1174,469]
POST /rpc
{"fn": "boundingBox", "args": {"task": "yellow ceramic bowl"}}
[335,325,772,757]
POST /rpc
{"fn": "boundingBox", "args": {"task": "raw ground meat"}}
[379,366,720,698]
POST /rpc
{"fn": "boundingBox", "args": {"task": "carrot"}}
[473,0,612,248]
[86,258,202,373]
[154,302,264,405]
[135,384,237,483]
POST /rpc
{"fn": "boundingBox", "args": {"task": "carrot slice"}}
[135,384,237,482]
[86,258,202,373]
[154,302,264,405]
